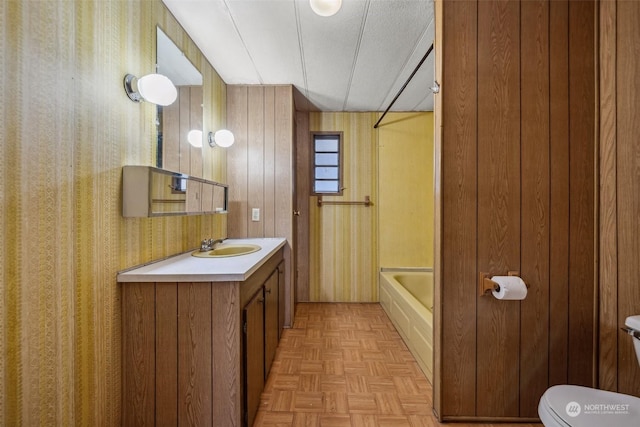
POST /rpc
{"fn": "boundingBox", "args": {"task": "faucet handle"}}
[200,238,213,251]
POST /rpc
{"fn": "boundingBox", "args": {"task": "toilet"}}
[538,315,640,426]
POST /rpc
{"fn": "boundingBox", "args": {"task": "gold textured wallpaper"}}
[309,113,379,302]
[1,1,227,425]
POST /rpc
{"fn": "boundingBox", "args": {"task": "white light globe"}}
[137,74,177,106]
[187,130,203,147]
[310,0,342,17]
[214,129,235,148]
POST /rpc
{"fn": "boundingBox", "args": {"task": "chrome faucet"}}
[199,238,226,252]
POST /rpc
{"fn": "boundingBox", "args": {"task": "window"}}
[312,132,343,195]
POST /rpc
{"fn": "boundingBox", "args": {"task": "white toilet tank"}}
[624,315,640,367]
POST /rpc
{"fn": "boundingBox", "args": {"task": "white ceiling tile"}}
[226,1,304,85]
[162,0,261,83]
[162,0,435,111]
[345,0,434,111]
[297,0,371,110]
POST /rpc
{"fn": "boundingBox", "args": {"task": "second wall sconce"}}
[187,130,203,147]
[124,73,177,106]
[208,130,235,148]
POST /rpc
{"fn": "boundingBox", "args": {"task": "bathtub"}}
[379,269,433,382]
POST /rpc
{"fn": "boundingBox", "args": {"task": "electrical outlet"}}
[252,208,260,222]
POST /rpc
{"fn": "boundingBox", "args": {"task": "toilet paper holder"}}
[479,271,527,296]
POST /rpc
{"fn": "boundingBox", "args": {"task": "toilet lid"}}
[626,315,640,331]
[541,385,640,427]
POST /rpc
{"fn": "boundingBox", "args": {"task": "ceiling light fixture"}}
[310,0,342,17]
[124,73,178,106]
[208,130,235,148]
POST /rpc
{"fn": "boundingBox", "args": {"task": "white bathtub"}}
[379,269,433,383]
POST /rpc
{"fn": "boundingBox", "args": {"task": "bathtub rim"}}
[379,269,434,318]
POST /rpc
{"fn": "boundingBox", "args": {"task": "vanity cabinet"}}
[121,247,284,427]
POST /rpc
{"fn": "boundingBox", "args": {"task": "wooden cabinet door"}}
[186,179,201,213]
[243,289,264,427]
[277,261,285,338]
[264,271,279,377]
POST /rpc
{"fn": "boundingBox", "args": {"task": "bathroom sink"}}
[192,244,261,258]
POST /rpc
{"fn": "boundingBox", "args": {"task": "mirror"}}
[122,166,229,217]
[156,27,203,177]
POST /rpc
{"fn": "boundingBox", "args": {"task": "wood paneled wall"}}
[307,113,379,302]
[598,0,640,397]
[0,1,227,425]
[226,85,295,325]
[435,0,596,420]
[162,86,204,176]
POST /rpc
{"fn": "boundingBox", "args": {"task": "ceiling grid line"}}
[375,20,435,112]
[221,0,265,84]
[293,0,311,110]
[341,0,372,111]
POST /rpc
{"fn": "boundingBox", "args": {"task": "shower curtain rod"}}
[373,43,434,129]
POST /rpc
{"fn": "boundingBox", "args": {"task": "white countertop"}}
[117,238,287,283]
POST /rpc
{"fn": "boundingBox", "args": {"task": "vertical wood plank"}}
[211,282,241,426]
[156,284,178,425]
[568,0,596,387]
[519,0,550,416]
[122,283,156,426]
[264,87,276,237]
[616,0,640,397]
[295,112,311,302]
[178,283,212,426]
[274,86,293,242]
[163,98,181,171]
[476,0,521,417]
[440,0,478,417]
[248,86,265,238]
[598,0,618,393]
[227,86,248,238]
[190,86,203,177]
[179,86,191,175]
[548,0,570,388]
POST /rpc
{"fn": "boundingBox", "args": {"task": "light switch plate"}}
[252,208,260,222]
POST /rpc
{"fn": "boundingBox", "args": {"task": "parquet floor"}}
[254,303,542,427]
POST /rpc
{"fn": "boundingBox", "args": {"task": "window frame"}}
[310,131,344,196]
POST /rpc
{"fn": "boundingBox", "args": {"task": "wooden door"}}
[243,289,264,427]
[294,112,311,302]
[264,271,279,377]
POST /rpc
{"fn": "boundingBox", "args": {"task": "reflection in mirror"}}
[151,170,188,215]
[156,27,203,176]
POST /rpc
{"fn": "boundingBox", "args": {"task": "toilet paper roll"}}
[491,276,528,300]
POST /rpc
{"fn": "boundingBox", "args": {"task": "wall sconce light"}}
[208,130,235,148]
[187,130,203,147]
[124,73,177,106]
[310,0,342,17]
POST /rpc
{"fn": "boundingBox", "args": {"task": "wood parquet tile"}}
[254,303,542,427]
